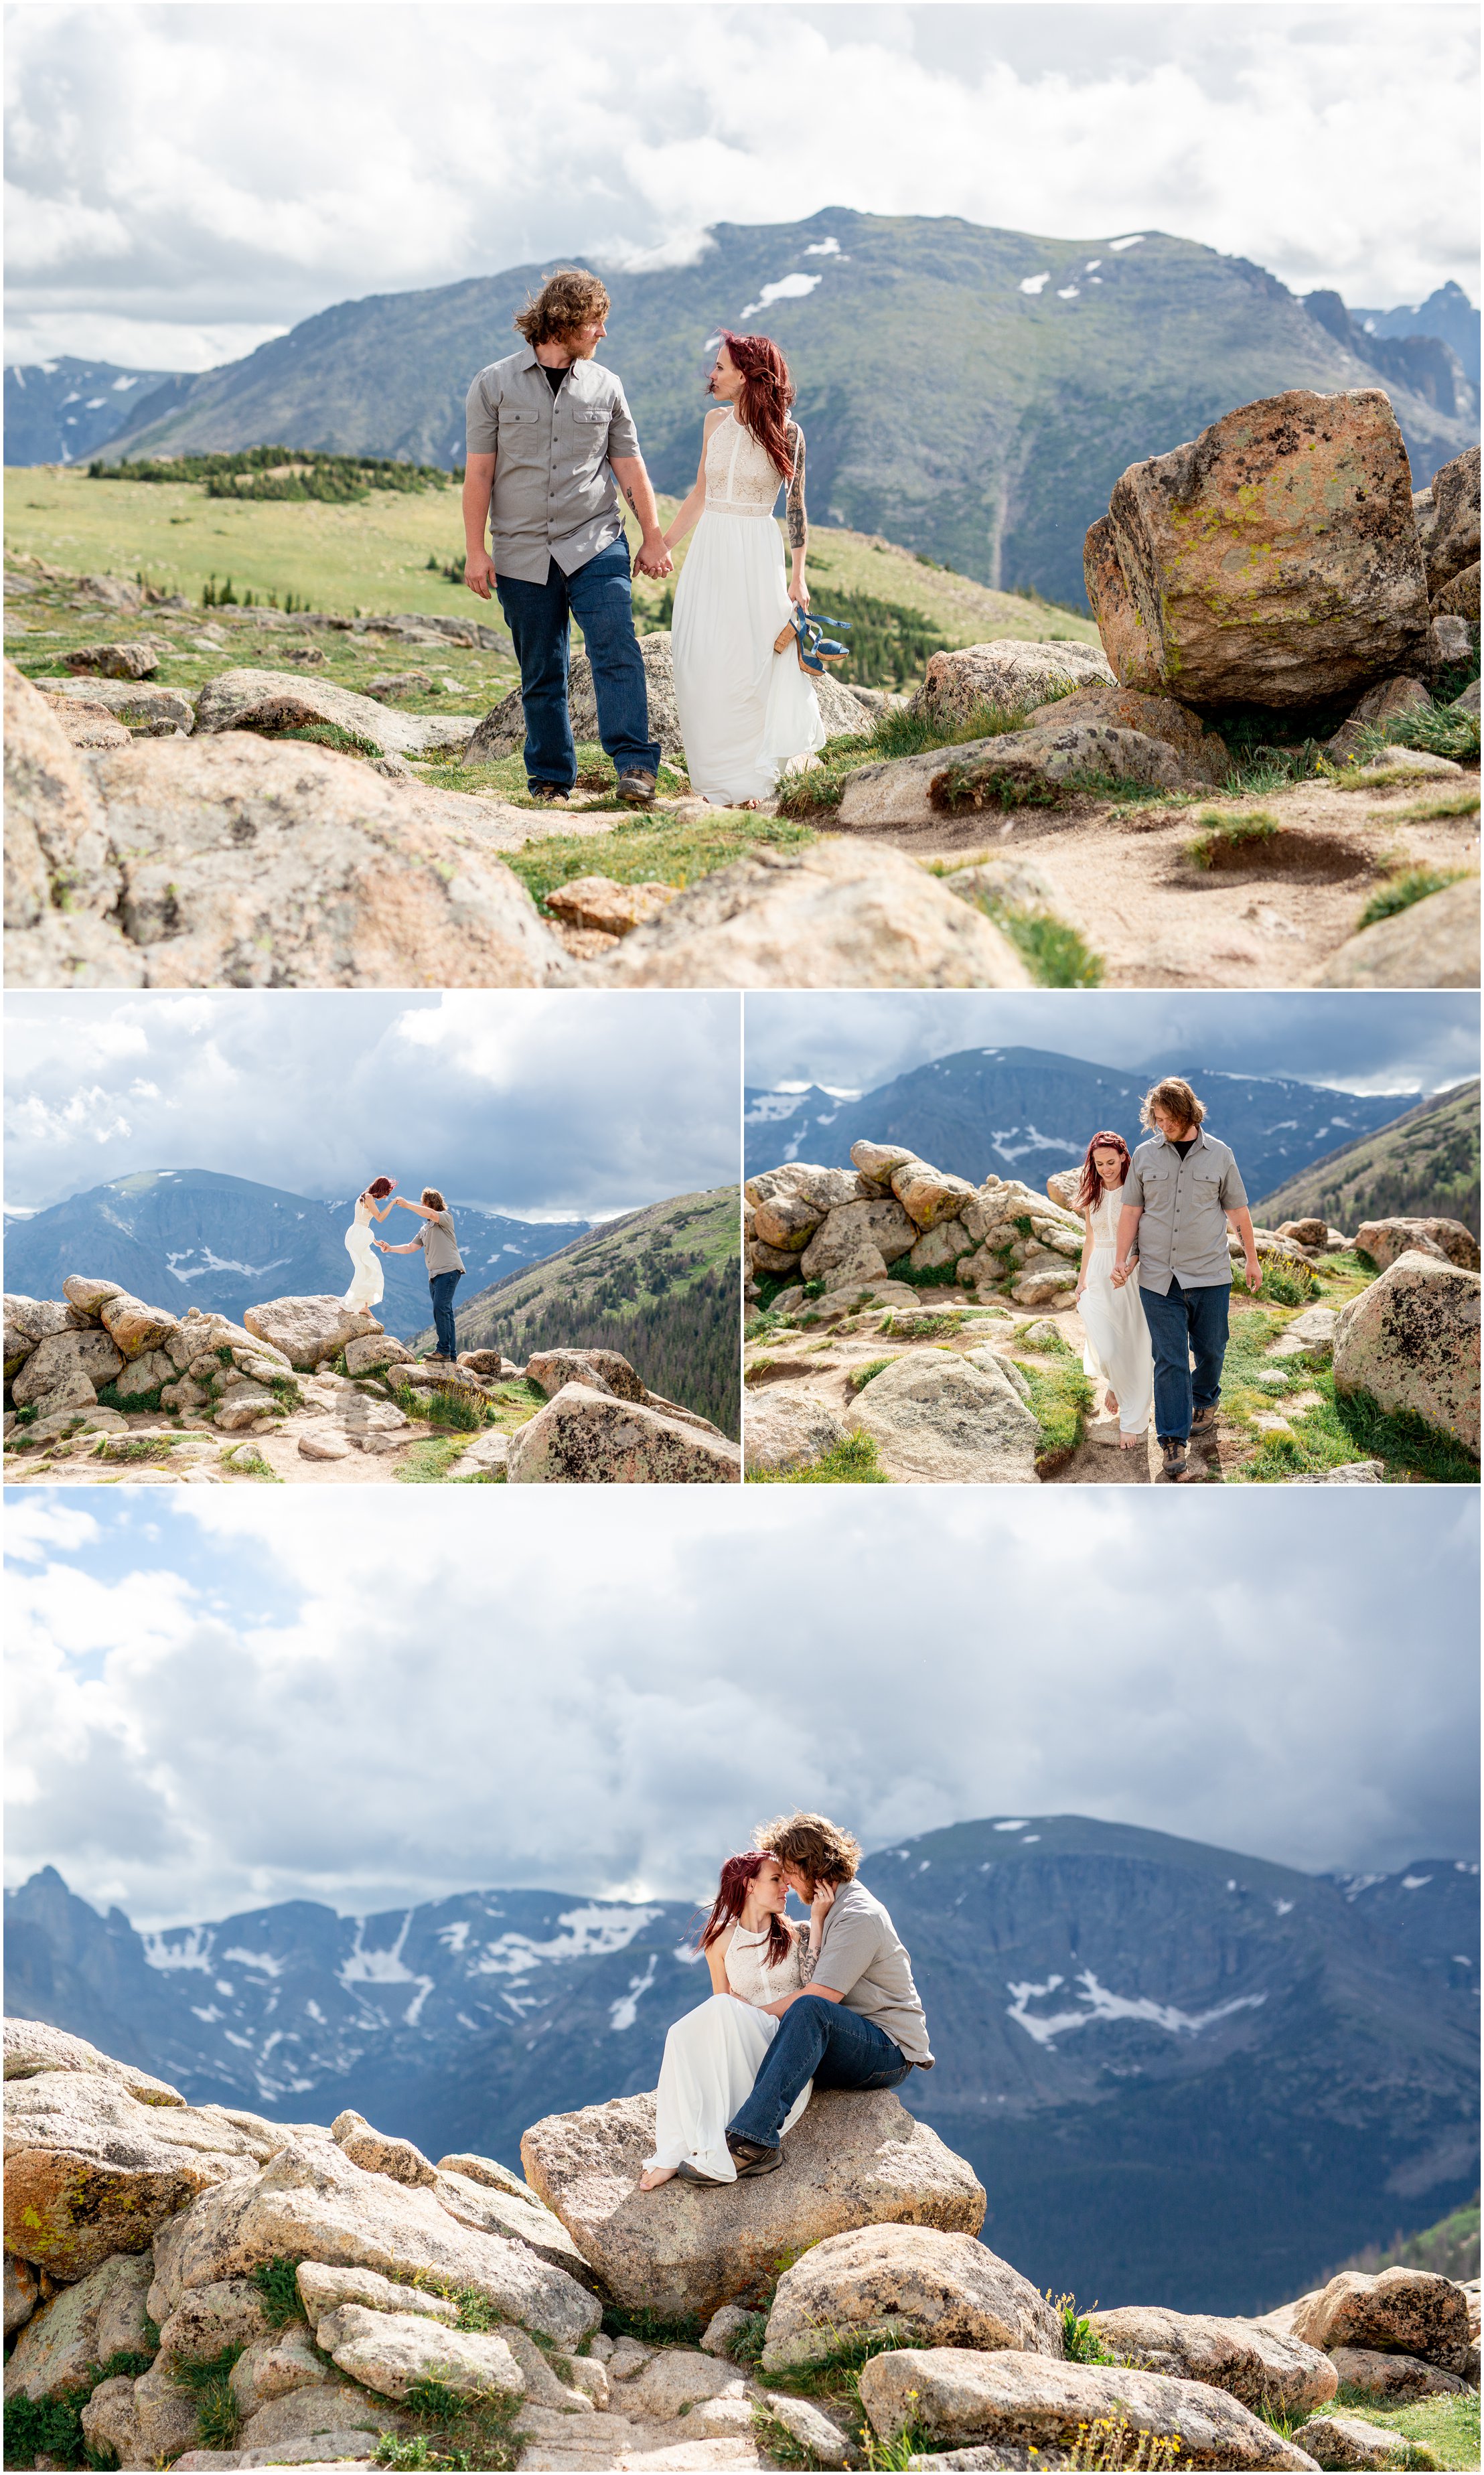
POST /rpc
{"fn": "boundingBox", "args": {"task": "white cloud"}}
[4,6,1477,370]
[4,1493,1477,1928]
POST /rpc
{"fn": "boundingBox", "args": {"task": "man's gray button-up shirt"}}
[465,346,642,585]
[1124,1127,1248,1293]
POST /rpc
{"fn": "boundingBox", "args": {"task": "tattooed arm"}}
[785,422,808,608]
[609,453,672,577]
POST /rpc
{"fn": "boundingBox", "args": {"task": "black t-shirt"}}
[1170,1136,1198,1158]
[539,362,566,397]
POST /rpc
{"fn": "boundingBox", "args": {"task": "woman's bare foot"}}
[1104,1390,1119,1416]
[1119,1432,1142,1451]
[638,2166,676,2191]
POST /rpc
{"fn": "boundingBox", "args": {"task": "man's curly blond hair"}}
[514,268,610,347]
[754,1811,862,1892]
[1140,1076,1205,1133]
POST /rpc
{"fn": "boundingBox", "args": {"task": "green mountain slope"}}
[1255,1081,1481,1237]
[417,1187,741,1436]
[104,211,1478,603]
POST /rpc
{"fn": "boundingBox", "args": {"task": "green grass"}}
[1353,703,1482,765]
[390,1381,486,1433]
[394,2375,521,2475]
[497,800,815,912]
[888,1258,966,1290]
[1217,1308,1479,1485]
[994,905,1106,986]
[773,698,1033,820]
[601,2304,707,2348]
[747,1430,892,1483]
[1388,788,1481,820]
[1184,808,1281,867]
[250,2255,307,2328]
[90,1432,177,1462]
[1053,2294,1120,2366]
[3,2385,99,2471]
[1357,868,1470,930]
[218,1445,281,1480]
[845,1357,900,1393]
[170,2344,246,2452]
[1256,1255,1319,1307]
[248,717,386,758]
[1015,1353,1096,1469]
[1298,2385,1480,2470]
[394,1434,479,1483]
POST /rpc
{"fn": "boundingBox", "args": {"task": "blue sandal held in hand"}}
[773,607,852,674]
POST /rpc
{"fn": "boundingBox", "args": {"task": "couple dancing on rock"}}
[638,1813,932,2192]
[342,1180,466,1363]
[1073,1076,1262,1483]
[463,266,828,812]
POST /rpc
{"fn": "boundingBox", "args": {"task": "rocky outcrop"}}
[836,717,1192,828]
[844,1347,1043,1483]
[241,1296,383,1370]
[1311,877,1480,992]
[1085,389,1432,708]
[1019,678,1230,783]
[909,638,1114,731]
[761,2225,1060,2372]
[194,666,478,756]
[1293,2411,1415,2468]
[744,1145,1086,1306]
[505,1382,741,1483]
[1353,1217,1480,1274]
[5,2249,154,2397]
[1089,2304,1337,2414]
[1418,445,1481,602]
[520,2085,985,2321]
[1290,2266,1474,2375]
[743,1388,851,1475]
[1332,1250,1481,1453]
[857,2346,1319,2466]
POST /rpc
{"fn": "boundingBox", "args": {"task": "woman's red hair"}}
[1076,1131,1132,1211]
[364,1176,395,1199]
[717,333,796,481]
[695,1852,792,1968]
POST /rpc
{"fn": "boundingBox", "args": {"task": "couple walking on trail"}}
[462,265,831,810]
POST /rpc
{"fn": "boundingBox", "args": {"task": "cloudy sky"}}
[744,990,1481,1101]
[2,990,739,1216]
[5,1490,1477,1928]
[5,3,1477,369]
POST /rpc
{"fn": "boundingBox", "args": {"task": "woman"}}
[638,1851,829,2189]
[663,333,828,808]
[1073,1132,1155,1450]
[342,1177,396,1312]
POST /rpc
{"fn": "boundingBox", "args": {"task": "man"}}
[678,1811,934,2186]
[463,267,672,805]
[1111,1077,1262,1484]
[375,1188,466,1365]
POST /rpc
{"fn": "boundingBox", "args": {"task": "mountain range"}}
[1254,1081,1481,1237]
[743,1049,1417,1207]
[28,211,1476,603]
[427,1185,741,1436]
[7,1816,1477,2316]
[1352,281,1481,383]
[2,356,181,467]
[2,1169,590,1342]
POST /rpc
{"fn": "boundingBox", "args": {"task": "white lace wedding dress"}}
[1079,1183,1154,1437]
[670,411,828,805]
[642,1924,815,2183]
[342,1197,384,1312]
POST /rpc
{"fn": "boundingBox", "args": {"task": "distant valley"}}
[8,1815,1476,2316]
[745,1048,1418,1209]
[14,213,1477,602]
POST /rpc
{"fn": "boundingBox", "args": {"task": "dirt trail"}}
[830,772,1479,986]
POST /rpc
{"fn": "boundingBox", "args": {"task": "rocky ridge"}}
[3,1278,738,1486]
[5,2018,1477,2473]
[743,1144,1479,1483]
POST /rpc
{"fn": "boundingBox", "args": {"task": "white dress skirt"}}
[1079,1184,1155,1436]
[670,411,828,806]
[342,1201,384,1311]
[642,1924,814,2184]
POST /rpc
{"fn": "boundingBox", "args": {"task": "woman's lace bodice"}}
[704,412,790,517]
[725,1922,813,2004]
[353,1195,379,1227]
[1089,1184,1126,1248]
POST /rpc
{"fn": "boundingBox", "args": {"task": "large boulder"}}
[1435,562,1481,619]
[1419,445,1481,597]
[599,839,1035,988]
[11,1327,126,1408]
[506,1383,741,1482]
[1325,2345,1471,2401]
[4,2249,155,2397]
[147,2133,600,2349]
[155,2275,274,2364]
[892,1165,978,1229]
[520,2085,985,2322]
[1090,2305,1337,2414]
[1353,1217,1479,1274]
[837,718,1190,827]
[1311,878,1480,990]
[1332,1252,1480,1452]
[4,1296,76,1377]
[1019,678,1230,783]
[11,729,571,990]
[908,638,1114,731]
[761,2225,1059,2373]
[431,2166,600,2289]
[3,2018,186,2105]
[3,662,137,986]
[80,2363,201,2467]
[40,677,196,733]
[1325,674,1433,763]
[194,666,477,756]
[315,2302,526,2403]
[1085,390,1432,708]
[857,2346,1318,2466]
[800,1199,917,1288]
[1291,2411,1415,2468]
[525,1347,646,1403]
[743,1388,850,1475]
[3,2065,281,2279]
[1290,2266,1473,2373]
[242,1296,382,1369]
[844,1349,1042,1483]
[98,1290,181,1358]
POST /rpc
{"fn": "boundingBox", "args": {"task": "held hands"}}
[1110,1260,1133,1289]
[464,549,497,601]
[634,534,673,579]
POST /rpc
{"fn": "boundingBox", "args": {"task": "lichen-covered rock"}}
[4,1296,76,1377]
[857,2346,1319,2466]
[837,718,1190,828]
[1020,678,1230,783]
[525,1347,646,1403]
[194,666,476,755]
[743,1388,850,1477]
[1089,2304,1337,2414]
[761,2224,1060,2373]
[1420,445,1481,597]
[1290,2410,1412,2468]
[801,1199,917,1284]
[2,2020,186,2105]
[1325,674,1434,763]
[506,1383,741,1483]
[908,638,1114,731]
[1086,390,1431,708]
[80,2364,201,2468]
[241,1296,382,1369]
[295,2259,459,2330]
[229,2320,332,2419]
[520,2084,984,2322]
[3,662,132,977]
[1354,1217,1480,1273]
[1325,2344,1471,2401]
[431,2168,602,2288]
[3,2250,40,2337]
[1290,2266,1474,2373]
[316,2301,526,2402]
[329,2111,438,2187]
[98,1291,181,1358]
[1332,1252,1480,1453]
[11,1327,126,1408]
[1434,560,1480,621]
[155,2275,274,2362]
[4,2249,155,2397]
[845,1349,1041,1484]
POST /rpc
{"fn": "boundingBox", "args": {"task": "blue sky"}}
[743,992,1481,1100]
[3,990,741,1216]
[7,1490,1478,1928]
[5,3,1477,368]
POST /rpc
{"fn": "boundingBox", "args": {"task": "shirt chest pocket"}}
[567,404,609,464]
[496,408,546,467]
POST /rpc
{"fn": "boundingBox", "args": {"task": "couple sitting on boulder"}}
[342,1181,465,1363]
[638,1812,930,2192]
[1073,1075,1262,1483]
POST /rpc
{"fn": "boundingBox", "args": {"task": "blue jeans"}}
[1138,1277,1230,1444]
[495,538,660,790]
[729,1998,913,2151]
[428,1270,462,1360]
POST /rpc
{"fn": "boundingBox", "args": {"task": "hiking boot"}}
[1159,1438,1191,1483]
[674,2160,730,2187]
[617,768,657,806]
[726,2133,783,2178]
[1190,1404,1219,1437]
[526,782,570,802]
